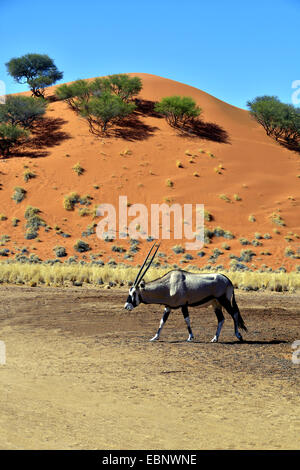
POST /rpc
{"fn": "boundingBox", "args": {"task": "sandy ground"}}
[0,285,299,450]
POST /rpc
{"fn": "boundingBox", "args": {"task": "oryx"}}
[124,243,247,342]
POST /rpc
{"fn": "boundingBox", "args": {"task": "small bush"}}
[25,229,38,240]
[63,192,80,211]
[112,245,126,253]
[204,210,213,221]
[12,186,27,203]
[219,194,231,203]
[270,212,285,226]
[74,240,90,253]
[172,245,185,254]
[54,246,67,258]
[239,237,250,245]
[23,170,36,182]
[72,163,84,176]
[78,207,90,217]
[222,243,230,250]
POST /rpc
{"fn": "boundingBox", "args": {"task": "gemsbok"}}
[124,243,247,342]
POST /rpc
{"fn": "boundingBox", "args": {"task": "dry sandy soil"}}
[0,285,299,450]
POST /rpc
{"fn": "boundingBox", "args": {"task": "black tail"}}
[232,291,247,332]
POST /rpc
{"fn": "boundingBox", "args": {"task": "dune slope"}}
[0,73,299,271]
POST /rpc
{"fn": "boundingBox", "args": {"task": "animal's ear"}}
[140,280,145,289]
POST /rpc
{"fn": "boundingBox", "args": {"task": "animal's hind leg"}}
[218,295,243,342]
[182,305,194,342]
[211,306,225,343]
[150,307,170,341]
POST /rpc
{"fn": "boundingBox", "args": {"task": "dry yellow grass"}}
[0,262,299,291]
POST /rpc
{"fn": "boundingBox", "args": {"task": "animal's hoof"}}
[150,335,159,342]
[211,336,218,343]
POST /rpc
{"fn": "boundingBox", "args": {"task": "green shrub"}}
[23,170,36,182]
[74,240,90,253]
[154,95,202,128]
[63,192,80,211]
[0,124,29,156]
[0,95,47,128]
[172,245,185,254]
[54,246,67,257]
[12,186,27,203]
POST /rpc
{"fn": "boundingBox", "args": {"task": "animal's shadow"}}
[158,339,288,345]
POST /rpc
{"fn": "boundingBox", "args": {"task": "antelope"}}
[124,243,247,342]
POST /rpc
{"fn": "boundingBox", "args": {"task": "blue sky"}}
[0,0,299,109]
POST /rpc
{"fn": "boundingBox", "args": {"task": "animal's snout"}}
[124,302,133,311]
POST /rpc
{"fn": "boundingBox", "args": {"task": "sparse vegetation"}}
[72,163,84,176]
[54,246,67,258]
[270,212,285,226]
[63,192,80,211]
[219,194,231,203]
[74,240,91,253]
[172,245,185,254]
[23,170,36,182]
[12,186,27,203]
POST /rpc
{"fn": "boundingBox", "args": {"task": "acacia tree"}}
[0,95,47,128]
[80,92,136,134]
[247,96,300,145]
[6,53,63,97]
[103,74,142,102]
[154,95,202,128]
[55,76,139,135]
[55,79,90,112]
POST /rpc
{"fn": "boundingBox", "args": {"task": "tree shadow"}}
[12,117,71,158]
[112,115,159,141]
[277,138,300,154]
[176,119,230,143]
[30,117,71,148]
[134,99,164,119]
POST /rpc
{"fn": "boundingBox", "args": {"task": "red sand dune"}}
[0,73,299,270]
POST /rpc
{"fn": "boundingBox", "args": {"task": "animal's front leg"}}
[182,306,194,342]
[150,307,170,341]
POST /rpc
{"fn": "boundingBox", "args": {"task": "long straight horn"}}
[133,242,157,286]
[136,243,160,284]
